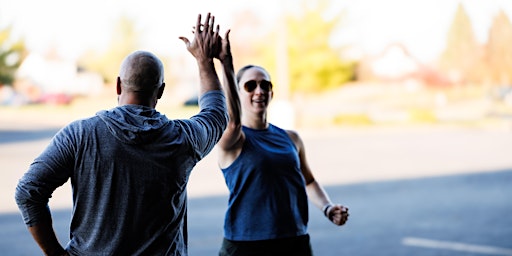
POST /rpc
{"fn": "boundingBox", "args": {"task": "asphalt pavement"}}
[1,170,511,255]
[1,125,512,255]
[187,169,512,256]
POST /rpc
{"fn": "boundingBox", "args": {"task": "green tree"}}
[485,10,512,85]
[256,0,355,94]
[439,3,480,84]
[0,25,27,86]
[79,15,141,84]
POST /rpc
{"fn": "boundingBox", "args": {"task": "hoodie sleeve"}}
[14,125,76,226]
[180,90,228,160]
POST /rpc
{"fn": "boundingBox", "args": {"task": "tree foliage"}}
[254,0,356,94]
[0,25,27,86]
[78,15,141,84]
[439,3,480,83]
[229,10,267,70]
[485,10,512,85]
[287,5,355,92]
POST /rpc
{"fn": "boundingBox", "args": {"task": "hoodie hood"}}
[96,105,170,145]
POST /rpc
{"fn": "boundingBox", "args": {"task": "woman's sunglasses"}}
[243,80,273,93]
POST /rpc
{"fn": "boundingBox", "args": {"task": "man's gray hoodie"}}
[15,90,227,255]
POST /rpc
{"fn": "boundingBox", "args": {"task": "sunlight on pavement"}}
[403,237,512,255]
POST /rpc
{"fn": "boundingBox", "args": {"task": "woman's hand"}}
[327,204,349,226]
[217,29,232,63]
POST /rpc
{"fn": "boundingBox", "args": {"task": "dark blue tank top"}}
[221,124,309,241]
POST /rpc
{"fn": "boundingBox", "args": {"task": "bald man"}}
[15,13,227,256]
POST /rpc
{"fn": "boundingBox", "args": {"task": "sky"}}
[0,0,511,63]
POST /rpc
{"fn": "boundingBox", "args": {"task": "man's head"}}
[117,51,165,108]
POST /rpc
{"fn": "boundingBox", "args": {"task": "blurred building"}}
[360,43,453,88]
[14,51,104,105]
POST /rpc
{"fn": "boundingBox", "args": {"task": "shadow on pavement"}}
[1,169,511,256]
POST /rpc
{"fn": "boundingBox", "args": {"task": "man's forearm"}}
[197,58,222,95]
[28,220,67,256]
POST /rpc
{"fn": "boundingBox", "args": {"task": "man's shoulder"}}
[63,115,103,132]
[70,115,102,125]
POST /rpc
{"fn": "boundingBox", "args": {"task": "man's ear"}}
[116,77,122,95]
[157,83,165,99]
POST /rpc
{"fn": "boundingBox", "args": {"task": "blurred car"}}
[183,94,198,106]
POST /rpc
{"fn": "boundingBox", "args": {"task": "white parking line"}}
[402,237,512,255]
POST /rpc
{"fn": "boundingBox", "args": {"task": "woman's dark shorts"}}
[219,234,313,256]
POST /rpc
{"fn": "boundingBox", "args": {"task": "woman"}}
[215,30,349,256]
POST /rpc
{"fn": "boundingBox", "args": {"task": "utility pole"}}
[271,0,295,129]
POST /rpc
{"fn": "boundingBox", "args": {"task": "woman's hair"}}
[236,65,271,83]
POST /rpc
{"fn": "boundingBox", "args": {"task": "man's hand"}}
[28,220,69,256]
[179,13,220,61]
[179,13,223,94]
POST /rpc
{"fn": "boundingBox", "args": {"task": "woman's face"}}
[238,67,273,114]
